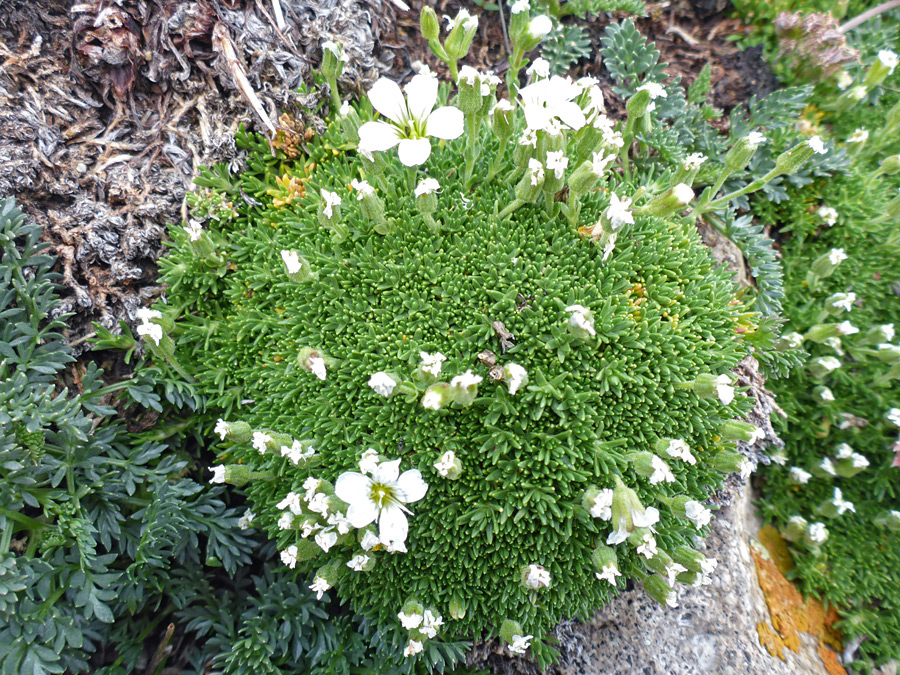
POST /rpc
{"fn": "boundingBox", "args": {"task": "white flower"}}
[714,374,735,405]
[819,388,835,401]
[309,575,331,600]
[835,443,853,459]
[518,76,587,132]
[321,189,342,218]
[210,465,225,484]
[886,408,900,427]
[524,564,551,590]
[831,488,855,515]
[740,459,754,481]
[277,512,294,530]
[491,99,514,116]
[184,219,203,242]
[637,82,667,100]
[789,467,812,484]
[357,74,464,166]
[836,71,853,89]
[847,128,868,144]
[877,49,898,71]
[808,136,827,154]
[528,158,544,186]
[237,509,255,529]
[602,232,618,262]
[420,351,447,376]
[415,177,440,197]
[303,477,322,501]
[605,192,633,229]
[596,563,621,586]
[280,545,299,569]
[808,522,828,543]
[403,639,424,658]
[307,492,330,516]
[422,389,444,410]
[850,453,869,469]
[672,183,694,205]
[666,562,688,586]
[214,419,230,440]
[684,500,712,528]
[361,529,381,550]
[136,321,163,346]
[591,151,616,177]
[281,250,302,275]
[135,308,162,322]
[444,8,478,32]
[322,40,349,63]
[509,634,533,655]
[277,491,304,515]
[819,458,837,476]
[815,356,842,373]
[505,363,528,395]
[700,557,717,577]
[747,131,767,146]
[607,503,659,545]
[817,206,838,226]
[315,528,339,552]
[526,58,551,79]
[649,455,675,485]
[636,533,658,559]
[252,431,272,453]
[334,459,428,548]
[282,440,315,465]
[748,426,766,444]
[434,450,457,477]
[665,439,696,465]
[308,355,327,380]
[527,15,552,39]
[684,153,706,169]
[451,369,483,389]
[359,448,381,475]
[519,128,538,148]
[347,554,370,571]
[398,611,423,630]
[368,371,397,397]
[339,101,350,117]
[421,610,444,638]
[565,304,596,336]
[880,324,896,342]
[351,178,375,199]
[829,293,856,311]
[587,488,614,520]
[511,0,529,13]
[837,321,858,336]
[545,151,568,179]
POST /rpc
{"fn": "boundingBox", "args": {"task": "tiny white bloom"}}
[524,564,552,590]
[636,533,658,559]
[361,529,381,550]
[491,99,514,116]
[527,15,552,39]
[636,82,667,100]
[596,563,621,586]
[699,557,718,575]
[136,321,163,346]
[252,431,273,453]
[277,491,304,515]
[511,0,529,12]
[808,136,827,154]
[850,452,869,469]
[747,131,767,146]
[518,76,587,133]
[789,467,812,484]
[817,206,838,226]
[351,178,375,199]
[451,369,483,389]
[666,439,696,465]
[368,371,397,397]
[214,419,230,440]
[434,450,457,477]
[565,304,596,336]
[415,177,440,197]
[422,389,444,410]
[836,71,853,89]
[307,492,330,516]
[850,85,867,100]
[880,324,896,342]
[684,152,706,169]
[210,465,226,484]
[831,488,855,514]
[819,457,837,476]
[829,293,856,311]
[421,610,444,638]
[847,128,868,144]
[398,611,423,630]
[649,455,675,485]
[281,440,315,465]
[347,554,370,571]
[545,151,568,179]
[588,488,614,520]
[309,575,331,600]
[420,351,447,376]
[877,49,899,71]
[591,151,616,177]
[505,363,528,395]
[404,639,424,657]
[444,8,478,32]
[281,250,302,275]
[509,634,533,655]
[303,477,321,501]
[184,219,203,242]
[519,128,538,148]
[672,183,694,205]
[315,528,339,552]
[824,337,843,355]
[339,101,350,117]
[819,388,835,401]
[835,443,853,459]
[308,355,327,380]
[684,500,712,528]
[740,459,754,481]
[837,321,858,336]
[808,522,828,543]
[605,192,634,229]
[886,408,900,427]
[322,40,349,63]
[528,158,545,186]
[321,189,342,218]
[135,308,162,322]
[277,512,294,530]
[666,562,688,586]
[237,509,255,530]
[280,545,299,569]
[815,356,842,373]
[526,57,551,79]
[715,374,735,405]
[359,448,381,475]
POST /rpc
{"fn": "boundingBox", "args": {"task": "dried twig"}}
[211,23,276,136]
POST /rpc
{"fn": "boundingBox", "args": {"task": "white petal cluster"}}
[210,465,225,484]
[135,308,163,346]
[595,563,621,586]
[846,128,868,144]
[715,374,735,405]
[280,545,299,569]
[281,440,316,465]
[368,371,398,397]
[419,351,446,376]
[545,151,568,179]
[214,419,230,440]
[684,500,712,528]
[184,219,203,242]
[665,439,696,465]
[433,450,457,477]
[789,467,812,484]
[505,363,528,395]
[308,355,327,380]
[347,554,370,571]
[252,431,273,453]
[525,58,550,79]
[509,634,533,655]
[518,76,587,133]
[565,304,596,336]
[636,533,658,559]
[649,455,675,485]
[523,564,551,590]
[817,206,838,226]
[415,177,440,197]
[309,575,332,600]
[605,192,634,229]
[886,408,900,427]
[528,158,544,186]
[808,135,827,154]
[321,189,342,218]
[808,522,829,543]
[351,178,375,198]
[587,488,614,520]
[281,250,302,274]
[684,152,706,169]
[877,49,899,71]
[403,639,424,657]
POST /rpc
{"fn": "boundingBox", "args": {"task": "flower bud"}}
[641,183,694,217]
[318,189,346,242]
[444,10,478,61]
[625,89,652,119]
[321,41,348,83]
[643,575,677,607]
[643,547,673,575]
[449,596,467,620]
[591,543,619,572]
[671,153,706,187]
[724,132,765,172]
[783,515,808,543]
[281,250,316,283]
[422,382,453,410]
[210,463,251,487]
[669,545,705,573]
[709,449,746,474]
[675,568,702,586]
[450,369,483,407]
[607,476,660,544]
[491,100,514,142]
[359,191,388,230]
[298,347,328,380]
[457,66,483,115]
[864,49,898,88]
[221,420,252,444]
[810,247,848,277]
[516,159,545,202]
[775,136,827,176]
[690,372,735,405]
[874,510,900,531]
[420,5,440,41]
[881,154,900,176]
[415,178,440,215]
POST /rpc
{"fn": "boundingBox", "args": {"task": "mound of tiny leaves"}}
[145,14,827,663]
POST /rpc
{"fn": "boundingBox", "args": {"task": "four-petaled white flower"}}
[415,177,440,197]
[789,467,812,484]
[309,575,331,600]
[666,439,696,465]
[184,219,203,242]
[649,455,675,485]
[351,178,375,199]
[518,76,587,133]
[357,74,464,166]
[210,465,225,484]
[847,128,868,144]
[421,610,444,638]
[280,545,299,568]
[588,488,614,520]
[359,448,381,475]
[398,611,423,630]
[684,500,712,528]
[524,564,551,590]
[605,192,634,229]
[368,371,398,397]
[335,458,429,548]
[321,190,342,218]
[596,563,621,586]
[636,533,658,559]
[420,351,447,376]
[808,136,827,154]
[546,151,568,179]
[403,639,424,658]
[214,419,230,440]
[509,634,533,655]
[528,158,544,186]
[565,304,596,337]
[252,431,273,453]
[281,250,302,274]
[434,450,457,477]
[347,554,370,571]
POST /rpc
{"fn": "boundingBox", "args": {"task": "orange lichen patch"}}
[751,540,847,675]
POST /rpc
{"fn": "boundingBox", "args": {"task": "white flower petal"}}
[397,137,433,166]
[396,469,428,503]
[425,106,465,140]
[379,503,409,543]
[372,458,402,484]
[404,73,439,122]
[358,121,402,152]
[346,499,379,529]
[335,471,370,503]
[367,78,408,124]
